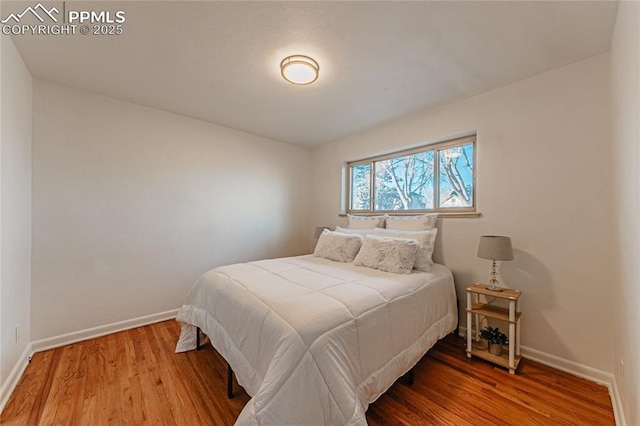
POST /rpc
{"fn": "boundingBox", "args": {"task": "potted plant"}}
[479,326,508,356]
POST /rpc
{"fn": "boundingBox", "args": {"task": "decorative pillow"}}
[371,228,437,272]
[347,214,388,229]
[385,213,438,231]
[353,234,420,274]
[314,230,363,263]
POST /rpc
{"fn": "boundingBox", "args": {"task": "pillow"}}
[353,234,420,274]
[314,230,363,263]
[347,214,388,229]
[385,213,438,231]
[371,228,437,271]
[335,226,376,236]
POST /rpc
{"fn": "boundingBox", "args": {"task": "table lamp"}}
[477,235,513,291]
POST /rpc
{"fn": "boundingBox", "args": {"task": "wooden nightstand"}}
[466,283,522,374]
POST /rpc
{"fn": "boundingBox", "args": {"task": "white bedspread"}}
[176,255,457,426]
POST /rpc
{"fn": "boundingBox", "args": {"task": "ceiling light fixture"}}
[280,55,319,85]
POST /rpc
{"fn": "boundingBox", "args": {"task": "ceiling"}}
[6,1,618,147]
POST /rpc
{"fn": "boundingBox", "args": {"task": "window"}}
[347,135,475,214]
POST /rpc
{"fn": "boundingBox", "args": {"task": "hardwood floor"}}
[1,320,614,425]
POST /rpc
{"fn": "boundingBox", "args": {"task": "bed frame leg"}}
[227,363,234,399]
[405,367,415,386]
[454,299,461,337]
[195,326,234,399]
[194,312,432,398]
[400,367,415,386]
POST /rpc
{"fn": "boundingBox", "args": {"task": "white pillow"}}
[335,226,376,236]
[347,214,388,229]
[314,230,363,263]
[386,213,438,231]
[371,228,437,272]
[353,234,420,274]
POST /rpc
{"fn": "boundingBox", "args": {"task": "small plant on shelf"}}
[480,326,508,356]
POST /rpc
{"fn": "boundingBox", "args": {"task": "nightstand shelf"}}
[466,284,522,374]
[468,340,522,371]
[469,303,521,323]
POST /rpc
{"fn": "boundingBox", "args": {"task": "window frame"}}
[346,134,477,215]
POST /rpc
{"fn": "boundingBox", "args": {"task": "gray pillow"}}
[353,234,420,274]
[314,230,363,262]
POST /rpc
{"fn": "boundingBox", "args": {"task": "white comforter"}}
[176,255,457,426]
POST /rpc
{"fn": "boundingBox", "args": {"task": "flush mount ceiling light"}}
[280,55,319,85]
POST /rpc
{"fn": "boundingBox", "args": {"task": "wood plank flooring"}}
[1,320,615,425]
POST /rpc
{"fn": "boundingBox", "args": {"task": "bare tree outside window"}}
[350,164,370,210]
[374,151,434,210]
[348,137,475,213]
[439,144,474,208]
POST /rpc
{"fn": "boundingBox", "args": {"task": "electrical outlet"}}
[620,358,624,378]
[15,324,20,343]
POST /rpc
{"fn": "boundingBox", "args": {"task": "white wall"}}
[611,1,640,424]
[0,37,32,394]
[31,81,312,341]
[311,54,613,372]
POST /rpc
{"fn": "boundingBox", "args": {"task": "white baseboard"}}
[458,326,626,426]
[610,376,627,426]
[0,343,33,414]
[519,344,611,384]
[0,309,179,416]
[31,308,179,353]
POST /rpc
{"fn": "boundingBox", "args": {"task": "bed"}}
[175,254,458,425]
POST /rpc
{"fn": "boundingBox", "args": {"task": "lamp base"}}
[487,261,503,292]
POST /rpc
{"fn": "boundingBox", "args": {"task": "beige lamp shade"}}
[477,236,514,261]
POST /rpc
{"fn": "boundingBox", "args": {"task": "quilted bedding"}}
[175,255,457,425]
